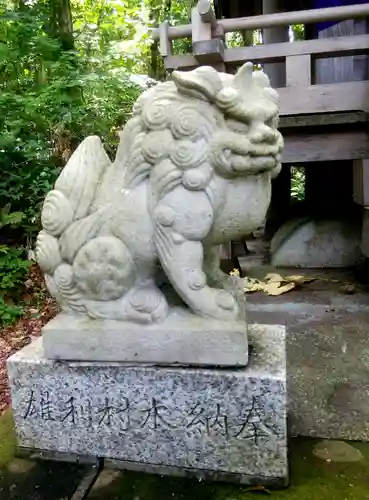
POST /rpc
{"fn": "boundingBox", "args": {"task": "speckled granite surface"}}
[7,324,287,486]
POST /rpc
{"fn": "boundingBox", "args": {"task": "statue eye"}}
[226,119,249,134]
[265,117,277,128]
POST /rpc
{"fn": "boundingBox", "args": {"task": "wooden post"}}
[353,159,369,206]
[262,0,288,88]
[286,54,311,86]
[192,2,225,71]
[265,165,291,240]
[159,21,172,57]
[262,0,289,240]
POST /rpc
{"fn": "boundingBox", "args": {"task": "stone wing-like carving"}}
[35,62,283,324]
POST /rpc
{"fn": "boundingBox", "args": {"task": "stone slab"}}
[42,310,248,367]
[244,268,369,442]
[7,324,288,486]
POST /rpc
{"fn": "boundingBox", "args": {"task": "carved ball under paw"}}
[54,263,74,291]
[73,236,135,301]
[128,286,168,323]
[53,263,86,313]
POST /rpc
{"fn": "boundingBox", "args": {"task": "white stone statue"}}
[35,62,283,324]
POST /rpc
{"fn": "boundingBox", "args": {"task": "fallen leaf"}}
[264,273,284,283]
[340,284,355,295]
[244,278,265,293]
[284,275,316,285]
[265,281,295,296]
[229,268,240,277]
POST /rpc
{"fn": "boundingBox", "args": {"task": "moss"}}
[2,412,369,500]
[89,438,369,500]
[0,409,88,499]
[0,409,17,467]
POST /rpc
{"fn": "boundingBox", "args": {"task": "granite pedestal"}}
[7,324,288,486]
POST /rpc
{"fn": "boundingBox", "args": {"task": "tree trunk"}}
[48,0,74,52]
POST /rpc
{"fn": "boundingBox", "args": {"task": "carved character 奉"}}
[35,62,283,324]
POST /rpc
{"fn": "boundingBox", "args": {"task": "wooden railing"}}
[154,1,369,116]
[152,2,369,40]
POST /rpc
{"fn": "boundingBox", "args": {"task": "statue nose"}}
[250,124,276,144]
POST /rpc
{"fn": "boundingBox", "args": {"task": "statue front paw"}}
[85,281,169,324]
[197,288,240,321]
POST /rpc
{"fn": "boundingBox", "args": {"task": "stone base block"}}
[41,310,248,367]
[7,324,288,487]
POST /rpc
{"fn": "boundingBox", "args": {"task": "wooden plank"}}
[163,34,369,70]
[159,21,171,57]
[315,19,369,85]
[164,54,198,70]
[279,111,369,129]
[286,54,311,86]
[279,81,369,115]
[152,3,369,40]
[193,39,225,65]
[224,34,369,62]
[283,131,369,163]
[353,159,369,206]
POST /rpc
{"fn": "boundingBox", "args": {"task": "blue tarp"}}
[313,0,369,31]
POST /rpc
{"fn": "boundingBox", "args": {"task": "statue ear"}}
[171,66,223,102]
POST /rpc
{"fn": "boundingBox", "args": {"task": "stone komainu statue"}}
[35,62,283,324]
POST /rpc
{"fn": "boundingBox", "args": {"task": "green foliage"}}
[291,24,305,41]
[0,0,192,246]
[0,246,31,325]
[0,0,192,322]
[0,246,31,293]
[0,297,24,326]
[291,167,305,201]
[0,0,144,243]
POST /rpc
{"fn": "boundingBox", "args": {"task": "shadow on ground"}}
[88,439,369,500]
[0,410,89,499]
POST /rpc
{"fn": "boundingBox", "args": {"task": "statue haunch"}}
[35,62,283,324]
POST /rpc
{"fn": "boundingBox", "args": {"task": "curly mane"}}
[117,79,222,204]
